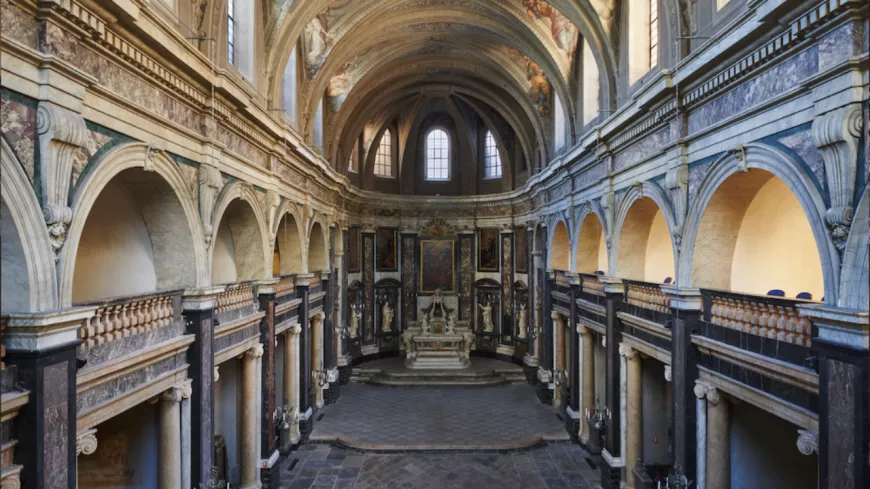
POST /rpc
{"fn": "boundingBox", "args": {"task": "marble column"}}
[621,345,642,489]
[284,324,302,446]
[295,274,313,438]
[312,312,325,408]
[214,367,221,438]
[705,387,730,489]
[693,381,709,489]
[157,384,183,489]
[255,278,279,488]
[241,344,264,489]
[579,324,595,445]
[552,311,565,408]
[599,277,624,489]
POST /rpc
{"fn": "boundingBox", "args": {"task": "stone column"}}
[3,307,96,489]
[241,344,264,489]
[705,387,730,489]
[553,311,565,408]
[599,277,624,489]
[693,382,708,489]
[182,286,224,489]
[295,274,313,438]
[312,312,325,408]
[621,344,642,489]
[283,324,302,448]
[662,285,702,484]
[214,367,222,438]
[255,279,279,489]
[156,384,184,489]
[579,324,595,445]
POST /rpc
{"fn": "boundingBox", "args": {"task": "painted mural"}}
[522,1,579,68]
[376,228,398,271]
[420,240,455,293]
[478,229,500,272]
[302,1,352,78]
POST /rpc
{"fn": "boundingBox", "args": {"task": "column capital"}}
[214,366,220,383]
[618,342,636,359]
[796,429,819,456]
[76,428,98,456]
[151,384,184,404]
[254,278,280,295]
[182,285,227,311]
[693,380,711,399]
[550,311,561,320]
[661,285,703,311]
[178,379,193,399]
[706,387,724,406]
[288,323,302,335]
[245,343,265,359]
[664,365,672,382]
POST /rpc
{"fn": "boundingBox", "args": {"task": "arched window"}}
[313,99,324,150]
[554,93,566,151]
[375,129,392,177]
[227,0,235,64]
[484,131,502,179]
[628,0,657,85]
[425,129,450,181]
[649,0,659,70]
[229,0,255,80]
[582,39,600,125]
[282,46,297,124]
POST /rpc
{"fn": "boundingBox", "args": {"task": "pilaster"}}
[599,276,624,489]
[255,278,279,489]
[295,274,313,440]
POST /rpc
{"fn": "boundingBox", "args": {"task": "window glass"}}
[426,129,450,181]
[484,131,502,179]
[375,130,392,177]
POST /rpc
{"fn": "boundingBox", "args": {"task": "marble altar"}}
[402,290,473,369]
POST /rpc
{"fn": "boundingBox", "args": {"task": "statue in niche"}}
[349,304,361,339]
[381,301,394,333]
[479,301,495,333]
[446,312,456,335]
[518,303,528,339]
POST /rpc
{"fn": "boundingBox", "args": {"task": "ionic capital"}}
[618,343,636,359]
[246,343,265,359]
[796,429,819,456]
[76,428,98,456]
[706,387,723,405]
[289,323,302,335]
[178,379,193,399]
[550,311,561,321]
[664,365,672,382]
[214,366,220,383]
[693,381,709,400]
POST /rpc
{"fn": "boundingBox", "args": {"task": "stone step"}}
[368,376,509,387]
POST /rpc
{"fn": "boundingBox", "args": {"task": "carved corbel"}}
[36,102,88,257]
[198,163,222,247]
[813,104,864,256]
[143,144,164,173]
[730,144,748,173]
[265,190,280,232]
[75,428,98,456]
[796,429,819,455]
[665,164,689,251]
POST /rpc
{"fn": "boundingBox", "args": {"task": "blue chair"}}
[796,292,813,300]
[663,277,673,284]
[767,289,786,297]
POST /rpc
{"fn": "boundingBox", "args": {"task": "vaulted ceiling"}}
[263,0,621,173]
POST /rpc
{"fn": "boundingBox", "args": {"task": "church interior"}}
[1,0,868,488]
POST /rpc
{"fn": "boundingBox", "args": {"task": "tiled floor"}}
[279,442,602,489]
[310,384,569,449]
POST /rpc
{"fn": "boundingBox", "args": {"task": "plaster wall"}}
[643,210,675,283]
[276,214,304,274]
[78,402,158,489]
[575,214,607,274]
[597,232,608,273]
[216,358,242,487]
[551,221,570,271]
[1,198,30,312]
[641,359,669,464]
[730,177,824,299]
[617,199,670,281]
[730,401,818,489]
[213,220,239,284]
[72,178,158,303]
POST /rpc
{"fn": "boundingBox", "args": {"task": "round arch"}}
[573,204,609,275]
[1,138,58,312]
[548,219,571,271]
[612,183,677,283]
[308,220,329,272]
[680,144,837,303]
[60,143,206,306]
[274,201,306,275]
[210,183,271,284]
[839,186,869,309]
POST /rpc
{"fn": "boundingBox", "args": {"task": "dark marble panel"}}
[774,127,826,191]
[76,352,186,414]
[819,22,861,72]
[826,358,856,488]
[215,304,260,328]
[43,362,69,489]
[214,324,260,354]
[0,89,37,186]
[613,126,672,172]
[78,321,184,368]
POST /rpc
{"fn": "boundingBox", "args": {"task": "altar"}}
[401,290,474,369]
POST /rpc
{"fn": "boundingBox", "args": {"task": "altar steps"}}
[355,368,527,387]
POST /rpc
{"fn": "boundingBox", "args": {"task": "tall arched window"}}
[313,99,324,150]
[229,0,255,80]
[554,93,566,151]
[484,131,502,179]
[227,0,235,64]
[426,129,450,181]
[582,39,600,125]
[375,129,392,177]
[628,0,656,85]
[282,45,297,124]
[649,0,659,70]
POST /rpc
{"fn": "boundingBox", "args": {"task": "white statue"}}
[518,303,528,339]
[479,301,494,333]
[446,312,456,335]
[401,330,414,357]
[381,301,394,332]
[461,331,474,360]
[421,312,431,335]
[349,305,361,339]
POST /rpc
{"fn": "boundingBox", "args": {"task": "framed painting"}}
[478,229,499,272]
[515,227,528,273]
[420,240,455,293]
[376,228,398,271]
[347,227,360,272]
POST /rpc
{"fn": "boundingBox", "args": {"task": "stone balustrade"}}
[215,282,257,316]
[77,291,179,347]
[275,275,296,299]
[704,290,813,346]
[624,281,670,313]
[580,275,605,297]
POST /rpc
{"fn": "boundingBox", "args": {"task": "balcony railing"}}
[275,275,296,302]
[702,289,813,346]
[621,279,671,326]
[215,281,257,318]
[77,289,182,347]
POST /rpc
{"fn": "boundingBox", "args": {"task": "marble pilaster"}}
[155,384,184,489]
[579,324,595,445]
[622,344,642,489]
[241,344,264,489]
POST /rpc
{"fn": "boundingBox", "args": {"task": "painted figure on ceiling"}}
[523,0,579,59]
[525,57,551,115]
[327,60,353,112]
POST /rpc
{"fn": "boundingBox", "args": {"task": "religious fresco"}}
[302,1,352,78]
[420,240,455,293]
[498,45,552,116]
[522,0,579,61]
[478,229,500,272]
[376,228,398,271]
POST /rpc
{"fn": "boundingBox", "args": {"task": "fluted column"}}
[241,344,264,489]
[621,344,642,489]
[706,387,730,489]
[156,384,184,489]
[579,324,595,445]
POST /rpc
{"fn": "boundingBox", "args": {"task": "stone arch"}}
[573,203,609,275]
[210,183,270,284]
[308,219,329,272]
[273,201,306,275]
[612,182,677,283]
[0,137,58,312]
[548,219,571,271]
[839,186,869,309]
[60,143,205,306]
[680,144,837,303]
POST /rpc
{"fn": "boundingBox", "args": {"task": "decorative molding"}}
[198,164,223,247]
[796,429,819,456]
[75,428,98,456]
[246,343,265,359]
